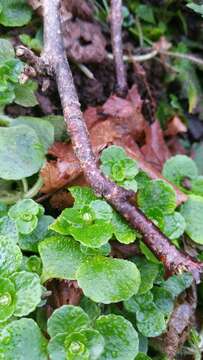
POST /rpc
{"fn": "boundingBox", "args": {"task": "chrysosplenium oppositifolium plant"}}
[0,144,202,359]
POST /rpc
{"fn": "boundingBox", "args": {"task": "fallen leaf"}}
[102,85,146,140]
[164,115,187,137]
[141,120,171,171]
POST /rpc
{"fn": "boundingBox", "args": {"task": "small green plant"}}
[0,39,38,108]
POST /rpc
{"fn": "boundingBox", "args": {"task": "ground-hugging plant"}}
[1,1,203,358]
[0,143,202,358]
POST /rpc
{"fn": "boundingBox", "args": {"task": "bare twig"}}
[21,0,203,282]
[110,0,127,96]
[107,48,203,67]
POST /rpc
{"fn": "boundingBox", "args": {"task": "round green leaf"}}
[152,287,173,316]
[133,257,159,295]
[9,199,41,219]
[162,212,186,240]
[112,212,136,244]
[48,333,66,360]
[137,179,176,216]
[47,305,90,338]
[0,125,45,180]
[100,146,127,163]
[18,215,54,252]
[180,195,203,244]
[95,314,139,360]
[69,221,113,248]
[0,39,15,63]
[39,235,88,283]
[0,236,22,276]
[0,277,16,322]
[0,0,32,27]
[0,216,18,244]
[0,318,48,360]
[10,271,42,317]
[135,353,152,360]
[163,155,198,189]
[90,200,113,221]
[77,256,140,304]
[136,302,166,337]
[64,329,104,360]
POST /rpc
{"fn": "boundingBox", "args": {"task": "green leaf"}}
[21,255,42,275]
[0,0,32,27]
[100,146,138,186]
[124,292,167,337]
[77,256,140,304]
[39,235,87,282]
[14,81,38,107]
[162,212,186,240]
[180,195,203,244]
[47,305,90,338]
[89,200,113,221]
[80,297,101,321]
[100,146,127,164]
[64,329,104,360]
[0,318,48,360]
[191,176,203,197]
[47,334,66,360]
[0,236,22,276]
[0,217,18,244]
[18,215,54,252]
[112,212,136,244]
[69,187,97,209]
[10,271,42,317]
[163,155,198,190]
[9,199,43,235]
[69,221,113,248]
[51,207,113,248]
[152,287,174,317]
[43,115,66,142]
[137,179,176,216]
[95,314,139,360]
[10,116,54,151]
[80,243,111,257]
[133,257,159,295]
[0,125,45,180]
[187,3,203,17]
[161,272,193,299]
[135,353,152,360]
[0,39,15,63]
[137,4,155,24]
[0,277,16,322]
[126,293,166,337]
[19,34,42,52]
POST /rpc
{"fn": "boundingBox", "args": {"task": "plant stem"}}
[21,178,28,193]
[24,177,43,199]
[110,0,127,96]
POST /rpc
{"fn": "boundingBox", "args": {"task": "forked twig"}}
[18,0,203,282]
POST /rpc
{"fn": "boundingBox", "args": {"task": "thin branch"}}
[34,0,203,282]
[107,48,203,67]
[110,0,127,96]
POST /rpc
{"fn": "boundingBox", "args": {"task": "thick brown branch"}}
[41,0,202,282]
[110,0,127,97]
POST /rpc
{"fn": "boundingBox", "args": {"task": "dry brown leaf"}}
[141,120,171,172]
[102,85,146,140]
[165,115,187,137]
